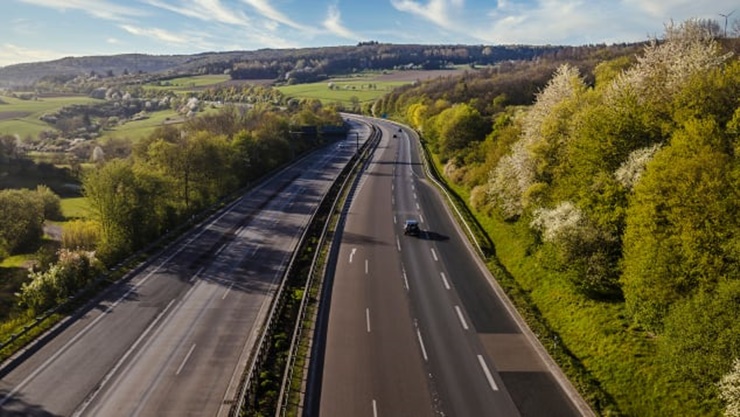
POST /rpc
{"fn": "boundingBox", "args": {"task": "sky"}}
[0,0,736,67]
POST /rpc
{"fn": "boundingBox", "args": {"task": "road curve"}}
[315,117,592,417]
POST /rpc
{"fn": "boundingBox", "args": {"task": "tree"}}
[661,280,740,409]
[35,185,63,221]
[83,159,140,263]
[433,103,488,159]
[18,249,103,312]
[621,118,740,329]
[0,189,45,258]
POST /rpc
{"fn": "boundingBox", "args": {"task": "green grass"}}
[0,95,102,138]
[99,109,182,141]
[143,74,230,92]
[277,79,409,105]
[61,197,90,219]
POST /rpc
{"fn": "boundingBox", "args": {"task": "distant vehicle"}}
[403,219,420,236]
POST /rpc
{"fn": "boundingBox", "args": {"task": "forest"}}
[374,21,740,416]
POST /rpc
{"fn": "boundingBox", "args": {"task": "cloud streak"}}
[390,0,463,29]
[323,5,361,41]
[18,0,144,21]
[143,0,251,26]
[241,0,314,32]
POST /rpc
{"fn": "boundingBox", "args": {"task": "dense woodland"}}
[376,21,740,416]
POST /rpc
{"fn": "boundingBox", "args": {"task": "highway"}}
[0,121,370,417]
[317,118,590,417]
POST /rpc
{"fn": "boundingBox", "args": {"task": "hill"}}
[0,43,640,89]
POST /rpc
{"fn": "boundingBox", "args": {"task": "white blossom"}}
[614,143,661,190]
[719,358,740,417]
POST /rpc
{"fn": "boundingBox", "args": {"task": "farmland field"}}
[276,69,468,105]
[100,109,183,141]
[143,74,231,92]
[0,95,102,138]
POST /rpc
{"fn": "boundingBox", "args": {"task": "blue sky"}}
[0,0,736,67]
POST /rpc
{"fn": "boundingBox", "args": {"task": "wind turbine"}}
[719,10,735,37]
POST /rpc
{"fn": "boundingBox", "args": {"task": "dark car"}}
[404,219,420,236]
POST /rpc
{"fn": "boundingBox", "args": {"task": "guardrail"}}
[275,123,380,416]
[230,123,380,417]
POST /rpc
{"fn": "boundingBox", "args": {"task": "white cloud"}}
[390,0,463,29]
[119,24,210,48]
[0,43,69,67]
[143,0,251,26]
[17,0,144,21]
[323,5,361,41]
[241,0,314,32]
[475,0,644,45]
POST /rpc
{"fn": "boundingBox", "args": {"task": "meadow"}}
[0,94,102,139]
[278,78,409,106]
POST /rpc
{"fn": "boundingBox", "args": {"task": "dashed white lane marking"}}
[430,248,438,262]
[365,259,369,275]
[477,355,500,391]
[440,272,451,290]
[350,247,357,263]
[366,308,371,333]
[455,305,469,330]
[402,268,410,291]
[417,329,429,362]
[372,399,379,417]
[175,344,197,376]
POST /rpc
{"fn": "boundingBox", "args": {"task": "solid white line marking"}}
[440,272,451,290]
[478,355,499,391]
[366,308,371,333]
[417,329,428,362]
[222,282,233,299]
[350,247,357,263]
[176,344,197,376]
[431,248,438,261]
[365,259,369,275]
[455,305,469,330]
[71,299,176,416]
[373,399,378,417]
[403,268,410,291]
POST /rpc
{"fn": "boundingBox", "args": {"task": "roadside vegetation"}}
[0,87,345,355]
[374,21,740,416]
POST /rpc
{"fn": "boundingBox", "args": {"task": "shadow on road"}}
[0,389,64,417]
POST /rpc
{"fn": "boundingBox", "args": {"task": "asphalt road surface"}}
[0,121,370,417]
[317,118,592,417]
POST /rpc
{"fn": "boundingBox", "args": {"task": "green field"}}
[277,79,409,105]
[0,95,102,138]
[100,109,182,142]
[61,197,90,219]
[143,74,231,92]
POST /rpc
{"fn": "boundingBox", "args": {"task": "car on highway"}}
[403,219,420,236]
